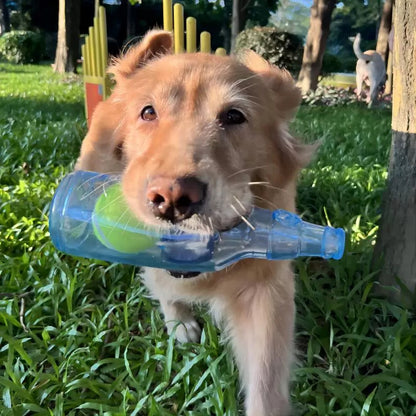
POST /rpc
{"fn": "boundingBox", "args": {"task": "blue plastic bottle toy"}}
[49,171,345,273]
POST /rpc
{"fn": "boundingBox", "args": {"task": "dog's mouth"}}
[130,195,251,279]
[165,213,250,279]
[168,270,202,278]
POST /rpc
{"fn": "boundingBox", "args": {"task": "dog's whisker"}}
[247,181,293,195]
[232,195,248,213]
[199,214,210,232]
[229,74,260,90]
[207,216,215,233]
[237,92,269,107]
[248,181,270,186]
[79,176,121,201]
[252,195,279,210]
[227,164,275,180]
[112,206,133,230]
[230,203,256,231]
[200,213,211,231]
[94,192,126,214]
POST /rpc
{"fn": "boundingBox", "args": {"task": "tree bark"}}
[376,0,393,63]
[297,0,336,94]
[0,0,10,34]
[126,0,136,41]
[374,0,416,307]
[231,0,251,52]
[54,0,81,73]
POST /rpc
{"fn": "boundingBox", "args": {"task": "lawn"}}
[0,63,415,416]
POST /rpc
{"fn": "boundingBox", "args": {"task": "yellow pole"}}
[98,6,108,71]
[86,35,94,76]
[163,0,173,31]
[81,43,89,119]
[215,47,227,56]
[93,17,103,77]
[88,27,97,76]
[82,42,90,76]
[94,0,99,17]
[173,3,184,53]
[200,31,211,53]
[186,17,197,53]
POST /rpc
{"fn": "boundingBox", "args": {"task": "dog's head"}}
[78,30,309,233]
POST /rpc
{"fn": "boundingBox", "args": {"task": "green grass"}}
[1,63,415,415]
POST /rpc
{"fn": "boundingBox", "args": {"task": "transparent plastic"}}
[49,171,345,273]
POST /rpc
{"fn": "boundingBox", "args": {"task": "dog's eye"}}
[141,105,157,121]
[218,109,246,127]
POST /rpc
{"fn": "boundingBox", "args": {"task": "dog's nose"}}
[146,176,207,223]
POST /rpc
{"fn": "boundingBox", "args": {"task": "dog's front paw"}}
[166,316,201,343]
[161,300,202,343]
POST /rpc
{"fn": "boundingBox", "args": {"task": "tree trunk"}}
[297,0,336,94]
[54,0,81,73]
[376,0,393,63]
[374,0,416,307]
[0,0,10,34]
[231,0,242,52]
[126,0,136,41]
[230,0,251,52]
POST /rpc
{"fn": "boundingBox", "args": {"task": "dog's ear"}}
[239,50,301,121]
[240,50,313,171]
[109,30,173,83]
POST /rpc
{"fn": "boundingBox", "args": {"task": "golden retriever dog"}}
[353,33,386,107]
[76,30,309,415]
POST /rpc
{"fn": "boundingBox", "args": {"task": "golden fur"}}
[76,30,310,415]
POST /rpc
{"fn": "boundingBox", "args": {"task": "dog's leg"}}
[368,78,378,107]
[356,72,363,99]
[160,299,202,343]
[219,264,295,416]
[142,269,201,343]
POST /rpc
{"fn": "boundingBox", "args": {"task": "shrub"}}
[321,53,343,75]
[9,9,32,31]
[302,85,357,106]
[234,26,303,75]
[0,30,44,64]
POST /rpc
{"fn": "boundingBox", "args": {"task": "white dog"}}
[353,33,386,107]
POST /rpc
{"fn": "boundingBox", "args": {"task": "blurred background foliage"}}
[0,0,383,73]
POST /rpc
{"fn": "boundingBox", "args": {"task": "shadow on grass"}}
[0,95,84,122]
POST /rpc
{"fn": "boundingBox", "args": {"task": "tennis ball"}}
[92,184,157,254]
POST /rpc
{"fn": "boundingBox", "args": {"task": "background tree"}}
[376,0,392,63]
[326,0,381,72]
[297,0,336,93]
[54,0,80,73]
[231,0,247,51]
[229,0,278,51]
[181,0,229,51]
[297,0,383,92]
[374,0,416,307]
[270,0,310,40]
[0,0,10,34]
